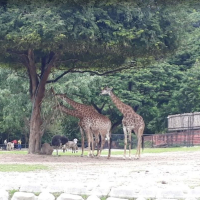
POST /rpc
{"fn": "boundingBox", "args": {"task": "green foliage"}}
[0,68,30,140]
[168,62,200,113]
[0,0,185,71]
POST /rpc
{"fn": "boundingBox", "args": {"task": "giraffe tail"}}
[109,137,112,151]
[142,135,144,151]
[108,136,112,158]
[98,134,101,149]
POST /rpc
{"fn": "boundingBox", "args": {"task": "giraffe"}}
[55,104,94,157]
[56,94,97,155]
[56,94,112,158]
[100,87,145,159]
[56,94,100,156]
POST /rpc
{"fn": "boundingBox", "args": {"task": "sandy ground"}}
[0,150,200,195]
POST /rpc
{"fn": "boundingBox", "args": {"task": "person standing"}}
[11,139,17,149]
[4,139,7,150]
[18,139,22,150]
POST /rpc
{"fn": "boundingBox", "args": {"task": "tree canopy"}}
[0,0,185,72]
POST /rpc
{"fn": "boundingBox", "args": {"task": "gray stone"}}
[136,197,146,200]
[156,186,186,199]
[47,182,67,193]
[188,187,200,198]
[0,189,9,200]
[38,191,55,200]
[155,199,178,200]
[63,184,89,196]
[185,197,197,200]
[86,195,100,200]
[91,186,111,196]
[138,186,157,198]
[106,197,129,200]
[11,192,37,200]
[56,193,84,200]
[109,186,139,198]
[19,183,42,193]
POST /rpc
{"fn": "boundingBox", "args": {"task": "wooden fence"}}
[168,112,200,131]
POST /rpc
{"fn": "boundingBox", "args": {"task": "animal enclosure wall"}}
[143,131,200,148]
[168,112,200,131]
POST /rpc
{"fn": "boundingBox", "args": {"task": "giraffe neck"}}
[62,95,83,110]
[59,105,83,119]
[109,91,133,115]
[57,94,93,113]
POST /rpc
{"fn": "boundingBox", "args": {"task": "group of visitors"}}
[3,139,22,150]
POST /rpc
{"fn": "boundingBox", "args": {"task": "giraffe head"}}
[100,87,113,96]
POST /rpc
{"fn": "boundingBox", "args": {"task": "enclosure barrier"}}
[168,112,200,131]
[143,130,200,148]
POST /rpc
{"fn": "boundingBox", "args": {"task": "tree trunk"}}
[28,106,42,154]
[22,49,56,154]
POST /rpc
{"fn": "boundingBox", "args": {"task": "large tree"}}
[0,0,185,153]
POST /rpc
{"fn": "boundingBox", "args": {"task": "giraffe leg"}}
[93,131,99,156]
[135,136,141,159]
[97,133,106,158]
[97,134,101,156]
[128,129,132,159]
[91,131,95,157]
[106,132,111,159]
[86,129,92,157]
[80,127,84,157]
[123,126,128,159]
[135,127,144,159]
[89,131,94,157]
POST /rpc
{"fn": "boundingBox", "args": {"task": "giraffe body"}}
[101,87,145,159]
[56,94,112,158]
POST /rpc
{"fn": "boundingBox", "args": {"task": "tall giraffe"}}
[56,94,112,158]
[55,104,94,157]
[100,87,145,159]
[56,94,97,156]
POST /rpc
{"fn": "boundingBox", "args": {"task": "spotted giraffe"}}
[56,94,112,158]
[100,87,145,159]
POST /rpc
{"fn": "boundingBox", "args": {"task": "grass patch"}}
[0,150,28,155]
[9,189,19,198]
[53,146,200,157]
[33,192,40,196]
[1,146,200,157]
[142,146,200,153]
[0,164,49,172]
[100,146,200,155]
[52,192,63,198]
[81,195,88,199]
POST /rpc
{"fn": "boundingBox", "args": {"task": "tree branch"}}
[111,119,122,131]
[35,52,57,105]
[70,65,136,76]
[47,64,136,83]
[47,68,74,83]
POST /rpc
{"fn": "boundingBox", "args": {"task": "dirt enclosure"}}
[1,150,200,196]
